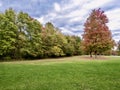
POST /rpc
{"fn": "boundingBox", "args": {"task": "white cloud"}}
[37,17,44,24]
[37,0,120,41]
[0,2,2,7]
[54,3,61,12]
[82,0,113,10]
[60,27,74,35]
[31,0,47,3]
[105,8,120,42]
[113,36,120,42]
[106,8,120,30]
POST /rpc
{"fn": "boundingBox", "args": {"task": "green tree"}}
[0,8,83,60]
[25,19,43,58]
[16,12,43,59]
[72,36,82,55]
[0,13,17,59]
[62,35,82,56]
[3,9,43,59]
[62,36,73,56]
[41,22,67,57]
[12,11,30,59]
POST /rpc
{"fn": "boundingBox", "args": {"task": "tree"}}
[117,40,120,55]
[82,8,114,58]
[1,9,43,59]
[16,12,43,59]
[25,19,43,58]
[71,36,82,55]
[0,8,83,60]
[41,22,65,57]
[0,12,17,59]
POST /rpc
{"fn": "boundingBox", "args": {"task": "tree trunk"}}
[94,51,97,58]
[90,52,92,58]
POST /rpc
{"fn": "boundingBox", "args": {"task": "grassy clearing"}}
[0,56,120,90]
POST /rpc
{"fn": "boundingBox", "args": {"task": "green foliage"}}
[0,12,17,59]
[50,46,64,57]
[63,44,75,56]
[63,35,82,56]
[0,9,82,60]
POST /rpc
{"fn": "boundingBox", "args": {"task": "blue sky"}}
[0,0,120,41]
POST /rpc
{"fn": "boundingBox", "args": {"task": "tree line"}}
[0,8,82,60]
[0,8,120,60]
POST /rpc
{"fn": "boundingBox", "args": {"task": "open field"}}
[0,56,120,90]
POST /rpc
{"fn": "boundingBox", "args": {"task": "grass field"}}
[0,56,120,90]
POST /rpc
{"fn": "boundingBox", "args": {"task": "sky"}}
[0,0,120,42]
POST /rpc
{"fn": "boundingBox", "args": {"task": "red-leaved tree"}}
[82,8,114,58]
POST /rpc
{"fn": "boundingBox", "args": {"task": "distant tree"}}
[82,8,114,58]
[41,22,65,57]
[72,36,82,55]
[62,35,75,56]
[62,35,82,56]
[117,40,120,55]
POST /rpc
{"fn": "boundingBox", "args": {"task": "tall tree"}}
[0,12,17,59]
[82,8,114,58]
[16,12,43,59]
[13,11,30,59]
[25,19,43,58]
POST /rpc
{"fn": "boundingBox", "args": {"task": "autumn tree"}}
[82,8,114,58]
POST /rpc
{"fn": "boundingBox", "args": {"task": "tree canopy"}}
[0,8,82,60]
[82,8,114,58]
[0,8,116,60]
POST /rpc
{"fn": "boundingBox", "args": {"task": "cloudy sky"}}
[0,0,120,41]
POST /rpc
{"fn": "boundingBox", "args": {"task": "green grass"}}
[0,56,120,90]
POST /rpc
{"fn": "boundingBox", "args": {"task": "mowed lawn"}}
[0,56,120,90]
